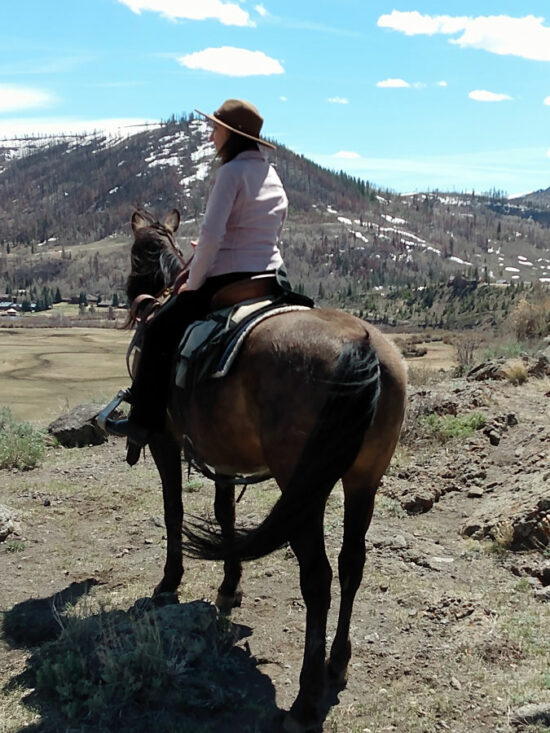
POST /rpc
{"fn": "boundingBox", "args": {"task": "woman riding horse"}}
[106,98,290,448]
[102,103,407,731]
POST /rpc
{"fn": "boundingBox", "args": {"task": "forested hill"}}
[0,114,372,246]
[0,113,549,327]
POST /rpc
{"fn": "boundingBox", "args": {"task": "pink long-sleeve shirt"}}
[186,150,287,290]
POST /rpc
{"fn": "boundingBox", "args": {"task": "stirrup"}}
[96,388,133,434]
[103,417,149,447]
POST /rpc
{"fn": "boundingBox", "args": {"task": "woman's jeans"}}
[130,272,259,431]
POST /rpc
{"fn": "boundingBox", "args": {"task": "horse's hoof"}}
[151,591,179,607]
[215,590,243,612]
[283,714,320,733]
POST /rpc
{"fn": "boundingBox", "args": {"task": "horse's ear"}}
[164,209,180,233]
[132,210,154,234]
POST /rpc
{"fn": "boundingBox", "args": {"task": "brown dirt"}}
[1,373,549,732]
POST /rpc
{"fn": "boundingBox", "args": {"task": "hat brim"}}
[194,109,276,149]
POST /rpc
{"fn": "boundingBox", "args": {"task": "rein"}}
[125,222,193,376]
[129,224,193,324]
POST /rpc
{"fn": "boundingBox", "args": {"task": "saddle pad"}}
[175,298,310,390]
[212,304,310,379]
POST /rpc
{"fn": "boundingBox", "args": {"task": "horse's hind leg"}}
[148,433,184,595]
[286,505,332,731]
[214,479,243,611]
[327,485,376,685]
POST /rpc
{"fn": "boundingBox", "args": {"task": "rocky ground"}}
[0,359,549,732]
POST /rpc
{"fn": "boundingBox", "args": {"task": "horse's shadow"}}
[2,580,295,732]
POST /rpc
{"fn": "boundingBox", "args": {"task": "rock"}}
[48,403,110,448]
[461,493,550,549]
[486,429,500,446]
[534,587,550,602]
[527,354,550,378]
[374,534,409,550]
[467,487,484,498]
[0,504,20,542]
[467,355,550,382]
[511,702,550,727]
[467,360,504,381]
[401,490,436,514]
[462,522,483,539]
[507,558,550,587]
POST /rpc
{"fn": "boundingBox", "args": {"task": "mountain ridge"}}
[0,115,549,328]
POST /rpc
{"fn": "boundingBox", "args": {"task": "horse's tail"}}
[182,334,381,562]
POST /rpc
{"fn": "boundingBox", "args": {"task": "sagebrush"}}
[0,407,45,470]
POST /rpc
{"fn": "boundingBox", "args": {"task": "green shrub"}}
[481,340,531,360]
[0,407,45,470]
[5,540,26,553]
[31,601,243,729]
[183,478,203,493]
[419,412,486,442]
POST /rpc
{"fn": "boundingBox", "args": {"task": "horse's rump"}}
[170,308,376,473]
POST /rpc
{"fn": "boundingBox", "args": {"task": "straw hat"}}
[195,99,276,149]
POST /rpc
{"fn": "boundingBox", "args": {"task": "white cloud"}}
[378,11,550,62]
[436,81,448,87]
[378,11,467,36]
[469,89,513,102]
[0,85,55,113]
[377,78,411,88]
[254,4,267,17]
[544,96,550,106]
[118,0,252,26]
[327,96,348,104]
[334,151,361,159]
[280,96,288,102]
[178,47,284,76]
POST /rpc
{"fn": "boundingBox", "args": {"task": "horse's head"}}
[126,209,186,311]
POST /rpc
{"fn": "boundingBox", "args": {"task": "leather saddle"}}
[175,278,313,392]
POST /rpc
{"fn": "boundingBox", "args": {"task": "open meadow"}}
[0,327,129,425]
[0,325,454,425]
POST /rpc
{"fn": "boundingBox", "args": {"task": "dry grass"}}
[0,327,129,424]
[500,360,529,385]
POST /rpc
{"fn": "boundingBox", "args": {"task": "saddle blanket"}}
[175,296,310,390]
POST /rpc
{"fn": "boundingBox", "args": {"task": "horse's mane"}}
[125,218,186,326]
[126,224,184,297]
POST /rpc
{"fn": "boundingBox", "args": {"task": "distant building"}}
[0,300,18,311]
[0,306,19,317]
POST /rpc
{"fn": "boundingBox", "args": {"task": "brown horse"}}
[122,210,407,732]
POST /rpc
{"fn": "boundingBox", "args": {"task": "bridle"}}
[126,221,193,377]
[128,222,192,325]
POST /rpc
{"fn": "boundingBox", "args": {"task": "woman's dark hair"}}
[218,132,259,164]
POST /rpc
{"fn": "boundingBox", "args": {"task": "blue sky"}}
[2,1,550,195]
